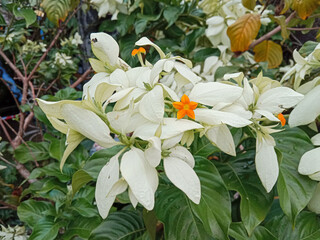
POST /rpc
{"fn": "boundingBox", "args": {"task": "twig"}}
[0,155,16,167]
[249,11,296,49]
[70,67,93,88]
[0,49,25,80]
[0,200,17,210]
[0,118,13,144]
[287,27,320,31]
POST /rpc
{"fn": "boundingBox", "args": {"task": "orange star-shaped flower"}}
[172,94,198,119]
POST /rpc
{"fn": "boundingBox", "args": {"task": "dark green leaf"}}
[89,210,146,240]
[14,141,50,163]
[274,127,317,224]
[64,216,101,240]
[214,150,274,235]
[163,6,184,27]
[299,41,319,57]
[71,198,98,217]
[229,222,277,240]
[135,19,148,35]
[182,27,205,53]
[72,169,93,196]
[193,48,220,63]
[29,217,65,240]
[190,134,219,158]
[214,66,241,80]
[17,199,55,227]
[143,209,157,240]
[13,7,36,27]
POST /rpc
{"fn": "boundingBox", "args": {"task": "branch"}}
[287,27,320,31]
[0,49,25,80]
[249,11,296,49]
[70,67,93,88]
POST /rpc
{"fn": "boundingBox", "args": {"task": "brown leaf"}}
[292,0,320,20]
[227,13,261,52]
[253,40,283,69]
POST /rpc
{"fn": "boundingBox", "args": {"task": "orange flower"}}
[172,94,198,119]
[277,113,286,126]
[131,47,146,56]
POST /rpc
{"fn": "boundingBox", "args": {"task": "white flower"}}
[91,0,128,19]
[71,32,83,45]
[54,52,73,66]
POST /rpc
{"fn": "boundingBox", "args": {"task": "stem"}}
[249,11,296,49]
[287,27,320,31]
[70,67,93,88]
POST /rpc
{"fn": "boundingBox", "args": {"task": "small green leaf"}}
[163,6,184,28]
[299,41,319,57]
[193,48,220,63]
[72,169,93,196]
[89,210,146,240]
[135,19,148,35]
[182,27,205,53]
[242,0,256,10]
[214,66,241,80]
[143,209,157,240]
[14,141,50,163]
[13,6,36,27]
[274,127,317,225]
[190,134,219,158]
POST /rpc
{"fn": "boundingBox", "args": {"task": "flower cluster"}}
[91,0,129,19]
[38,32,303,218]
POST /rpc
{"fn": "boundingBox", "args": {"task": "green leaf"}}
[299,41,319,57]
[29,162,73,182]
[242,0,256,10]
[190,134,219,158]
[193,48,220,63]
[163,6,184,28]
[17,199,55,227]
[72,169,93,196]
[13,6,36,27]
[182,27,205,53]
[274,127,317,224]
[156,157,230,240]
[135,19,148,35]
[143,209,157,240]
[214,66,241,80]
[214,150,274,235]
[265,204,320,240]
[29,217,65,240]
[229,223,277,240]
[63,216,101,240]
[71,198,99,217]
[54,87,82,100]
[89,210,146,240]
[14,141,50,163]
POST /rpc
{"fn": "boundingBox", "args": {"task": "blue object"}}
[0,61,22,102]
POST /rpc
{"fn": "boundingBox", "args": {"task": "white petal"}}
[107,87,135,104]
[255,137,279,193]
[195,108,251,127]
[308,183,320,214]
[89,58,106,73]
[133,121,159,140]
[107,178,128,197]
[145,137,162,167]
[161,84,179,102]
[298,147,320,175]
[169,146,194,168]
[289,85,320,127]
[255,109,280,122]
[174,62,201,85]
[164,157,201,204]
[189,82,243,106]
[91,32,119,67]
[109,69,129,88]
[114,88,146,110]
[37,99,82,119]
[47,116,68,134]
[311,134,320,146]
[128,187,138,208]
[135,37,165,59]
[95,154,120,219]
[162,134,183,149]
[161,118,203,139]
[139,85,164,123]
[206,124,236,156]
[293,49,307,65]
[257,87,303,113]
[61,104,118,148]
[242,78,254,106]
[120,148,158,210]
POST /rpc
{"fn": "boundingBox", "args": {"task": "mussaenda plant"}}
[37,32,304,219]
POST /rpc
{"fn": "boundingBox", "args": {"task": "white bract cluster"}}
[90,0,128,19]
[281,43,320,90]
[38,32,303,219]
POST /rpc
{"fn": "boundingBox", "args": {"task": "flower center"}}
[172,94,198,120]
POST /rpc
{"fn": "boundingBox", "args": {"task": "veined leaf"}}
[242,0,256,10]
[214,150,274,235]
[227,13,261,52]
[292,0,320,20]
[274,127,317,225]
[72,169,93,196]
[89,210,146,240]
[253,40,283,69]
[63,216,101,240]
[41,0,79,26]
[156,157,231,240]
[14,141,50,163]
[229,223,277,240]
[29,217,65,240]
